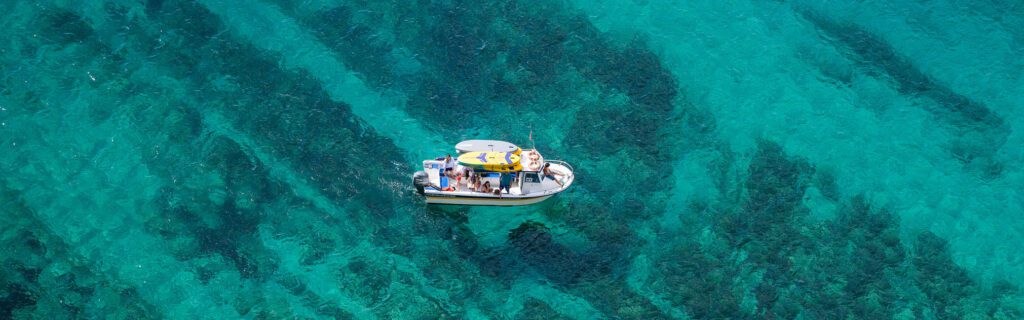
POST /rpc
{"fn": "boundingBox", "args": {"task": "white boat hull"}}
[425,194,553,206]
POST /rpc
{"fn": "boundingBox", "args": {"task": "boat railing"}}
[544,159,574,176]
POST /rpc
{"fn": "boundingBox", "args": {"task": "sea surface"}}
[2,0,1023,318]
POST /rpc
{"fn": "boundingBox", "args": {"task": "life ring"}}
[528,162,541,171]
[528,151,540,160]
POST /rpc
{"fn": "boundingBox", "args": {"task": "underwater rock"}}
[507,221,611,286]
[659,242,743,318]
[718,140,813,252]
[516,297,566,320]
[38,8,93,43]
[0,284,36,319]
[912,231,976,318]
[508,221,587,283]
[798,7,1008,175]
[825,196,906,318]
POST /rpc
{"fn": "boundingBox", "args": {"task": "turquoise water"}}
[1,0,1023,318]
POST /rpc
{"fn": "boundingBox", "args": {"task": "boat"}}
[412,140,574,206]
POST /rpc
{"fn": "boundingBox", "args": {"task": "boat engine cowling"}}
[412,171,429,195]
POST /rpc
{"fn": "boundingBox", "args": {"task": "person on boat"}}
[543,163,564,186]
[467,173,479,191]
[459,166,473,188]
[499,172,513,194]
[443,154,456,175]
[479,181,492,193]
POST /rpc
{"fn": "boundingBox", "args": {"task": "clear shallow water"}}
[1,0,1022,318]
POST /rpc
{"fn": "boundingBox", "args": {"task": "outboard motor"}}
[412,171,429,195]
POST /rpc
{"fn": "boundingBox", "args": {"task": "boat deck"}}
[418,148,573,205]
[427,170,524,196]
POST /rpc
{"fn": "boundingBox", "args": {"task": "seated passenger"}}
[456,166,472,188]
[479,181,492,193]
[468,174,479,190]
[446,167,458,180]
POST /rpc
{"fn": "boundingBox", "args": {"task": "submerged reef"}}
[797,7,1008,178]
[0,183,159,318]
[1,0,1022,318]
[647,141,1024,319]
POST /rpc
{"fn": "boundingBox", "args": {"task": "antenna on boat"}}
[529,126,535,150]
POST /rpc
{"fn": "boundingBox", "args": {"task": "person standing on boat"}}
[443,154,456,176]
[499,172,513,194]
